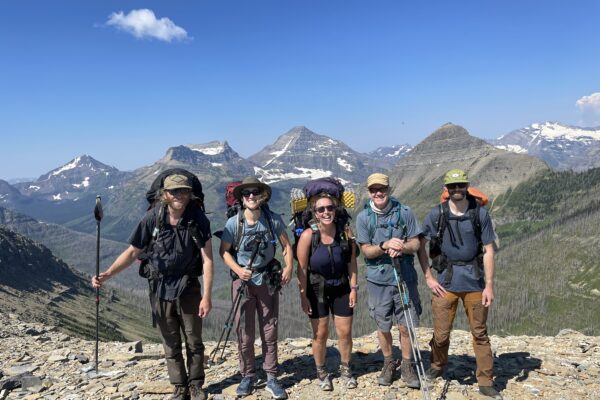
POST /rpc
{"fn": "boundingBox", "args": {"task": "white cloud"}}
[106,9,189,42]
[576,92,600,125]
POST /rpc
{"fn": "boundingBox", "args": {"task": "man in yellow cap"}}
[420,169,500,399]
[355,172,423,388]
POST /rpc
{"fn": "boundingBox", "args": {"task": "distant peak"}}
[185,141,230,155]
[284,126,317,136]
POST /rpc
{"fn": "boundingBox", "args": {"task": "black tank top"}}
[309,240,347,280]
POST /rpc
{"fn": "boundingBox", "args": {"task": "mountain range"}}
[490,122,600,171]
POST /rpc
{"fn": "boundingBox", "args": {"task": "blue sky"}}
[1,1,599,180]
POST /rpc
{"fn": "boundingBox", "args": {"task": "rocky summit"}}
[1,312,598,400]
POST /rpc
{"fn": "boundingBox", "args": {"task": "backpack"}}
[440,187,488,206]
[429,193,496,285]
[290,177,356,268]
[138,168,206,281]
[215,181,282,282]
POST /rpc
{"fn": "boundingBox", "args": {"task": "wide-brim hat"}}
[233,176,272,200]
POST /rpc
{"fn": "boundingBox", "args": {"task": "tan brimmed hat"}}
[163,174,192,190]
[367,173,389,188]
[233,176,272,200]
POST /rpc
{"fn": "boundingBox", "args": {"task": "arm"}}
[417,236,446,297]
[91,245,142,288]
[199,238,214,317]
[348,239,358,308]
[481,243,495,307]
[219,240,252,281]
[278,231,294,286]
[296,229,313,315]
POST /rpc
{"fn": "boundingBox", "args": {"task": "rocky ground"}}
[0,312,598,400]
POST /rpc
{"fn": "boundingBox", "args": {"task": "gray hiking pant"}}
[154,279,205,386]
[232,279,279,377]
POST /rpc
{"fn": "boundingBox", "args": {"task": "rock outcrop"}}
[1,312,598,399]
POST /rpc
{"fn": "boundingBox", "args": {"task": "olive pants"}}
[430,291,493,386]
[154,281,205,386]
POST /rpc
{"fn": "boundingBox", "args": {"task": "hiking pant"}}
[232,279,279,377]
[154,280,205,386]
[430,291,493,386]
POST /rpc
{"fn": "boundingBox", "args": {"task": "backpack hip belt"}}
[433,254,483,286]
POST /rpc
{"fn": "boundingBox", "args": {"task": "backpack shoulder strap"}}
[469,201,482,244]
[233,208,244,251]
[261,205,280,250]
[436,202,449,245]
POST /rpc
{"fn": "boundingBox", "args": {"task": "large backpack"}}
[290,177,356,267]
[138,168,207,325]
[215,181,281,283]
[429,193,497,285]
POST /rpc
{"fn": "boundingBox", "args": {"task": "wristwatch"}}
[379,241,386,251]
[351,285,359,291]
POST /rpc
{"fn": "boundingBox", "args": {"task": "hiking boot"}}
[479,386,502,399]
[236,376,255,397]
[189,382,206,400]
[316,365,333,391]
[265,377,287,399]
[170,385,189,400]
[425,367,444,380]
[400,359,420,389]
[339,363,357,389]
[377,357,396,386]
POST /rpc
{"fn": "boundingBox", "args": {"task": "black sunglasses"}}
[315,205,335,214]
[369,186,389,194]
[446,183,468,189]
[241,189,261,197]
[167,188,191,195]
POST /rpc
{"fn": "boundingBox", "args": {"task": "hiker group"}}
[92,167,501,400]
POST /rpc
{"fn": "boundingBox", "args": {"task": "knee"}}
[431,332,450,346]
[313,328,329,343]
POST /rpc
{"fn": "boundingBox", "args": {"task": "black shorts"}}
[306,280,353,319]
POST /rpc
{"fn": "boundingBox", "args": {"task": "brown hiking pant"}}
[154,280,205,386]
[232,279,279,377]
[430,291,493,386]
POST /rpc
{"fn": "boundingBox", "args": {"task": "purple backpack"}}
[303,177,344,199]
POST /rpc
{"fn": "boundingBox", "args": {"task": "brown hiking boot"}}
[400,359,420,389]
[377,357,396,386]
[189,382,206,400]
[170,385,189,400]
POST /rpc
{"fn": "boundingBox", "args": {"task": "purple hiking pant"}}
[232,279,279,377]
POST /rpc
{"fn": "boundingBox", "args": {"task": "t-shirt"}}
[356,200,422,285]
[221,209,285,286]
[129,204,211,300]
[422,202,496,292]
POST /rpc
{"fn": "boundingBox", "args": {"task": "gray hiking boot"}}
[377,357,396,386]
[316,365,333,391]
[400,359,420,389]
[170,385,189,400]
[339,363,357,389]
[479,386,502,399]
[425,367,444,380]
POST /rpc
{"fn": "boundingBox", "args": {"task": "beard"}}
[449,189,467,201]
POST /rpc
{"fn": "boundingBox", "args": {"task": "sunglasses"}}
[315,205,335,214]
[166,188,191,196]
[446,183,468,189]
[241,189,261,197]
[369,186,389,194]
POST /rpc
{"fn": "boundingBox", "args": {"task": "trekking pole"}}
[93,195,103,374]
[392,257,431,400]
[209,235,263,365]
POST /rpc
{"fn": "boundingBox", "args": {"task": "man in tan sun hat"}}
[355,172,423,389]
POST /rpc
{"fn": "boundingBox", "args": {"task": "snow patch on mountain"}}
[51,156,82,177]
[186,143,225,155]
[337,158,353,172]
[254,166,332,184]
[495,144,528,154]
[263,137,294,168]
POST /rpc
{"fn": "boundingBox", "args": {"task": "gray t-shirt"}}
[221,209,285,286]
[422,202,496,292]
[356,200,422,285]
